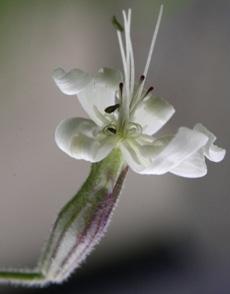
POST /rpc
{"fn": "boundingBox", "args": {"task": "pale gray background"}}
[0,0,229,293]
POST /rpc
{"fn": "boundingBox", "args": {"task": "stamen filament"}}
[130,86,154,116]
[143,4,164,81]
[122,10,130,99]
[117,31,128,96]
[117,6,163,132]
[127,9,135,97]
[129,75,145,111]
[131,5,164,110]
[117,30,130,124]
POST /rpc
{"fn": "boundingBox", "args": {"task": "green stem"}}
[39,148,127,282]
[0,148,127,286]
[0,271,45,285]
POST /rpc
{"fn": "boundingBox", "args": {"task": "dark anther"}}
[140,75,145,82]
[144,86,154,98]
[108,127,117,134]
[112,16,124,32]
[119,82,123,96]
[105,103,120,113]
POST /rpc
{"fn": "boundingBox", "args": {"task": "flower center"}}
[126,122,142,138]
[103,120,142,140]
[113,5,164,128]
[103,123,117,135]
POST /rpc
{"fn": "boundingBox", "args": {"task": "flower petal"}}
[53,68,92,95]
[170,151,207,178]
[55,117,117,162]
[146,127,208,174]
[55,117,98,156]
[120,127,208,175]
[194,123,226,162]
[77,68,122,125]
[70,134,117,162]
[119,140,150,174]
[132,96,175,135]
[120,135,176,174]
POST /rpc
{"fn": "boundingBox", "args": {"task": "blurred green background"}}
[0,0,229,293]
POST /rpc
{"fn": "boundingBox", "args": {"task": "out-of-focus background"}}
[0,0,229,293]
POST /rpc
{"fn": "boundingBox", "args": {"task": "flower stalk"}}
[0,149,127,285]
[0,4,225,287]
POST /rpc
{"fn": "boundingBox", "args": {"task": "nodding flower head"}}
[0,6,225,288]
[53,5,225,177]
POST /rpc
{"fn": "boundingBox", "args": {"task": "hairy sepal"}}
[39,148,127,283]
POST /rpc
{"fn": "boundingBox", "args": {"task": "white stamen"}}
[117,31,128,94]
[122,10,130,99]
[127,9,135,97]
[143,4,164,82]
[122,9,135,99]
[131,4,164,111]
[117,30,129,123]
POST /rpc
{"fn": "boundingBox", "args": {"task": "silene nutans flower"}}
[53,5,225,177]
[0,5,225,286]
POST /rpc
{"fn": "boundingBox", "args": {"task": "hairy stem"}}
[0,271,45,286]
[0,149,127,286]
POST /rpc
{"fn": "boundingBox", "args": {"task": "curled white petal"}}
[194,123,226,162]
[132,96,175,135]
[170,151,207,178]
[77,68,122,125]
[52,68,92,95]
[55,117,117,162]
[55,117,99,156]
[96,68,122,91]
[71,134,117,162]
[120,127,208,175]
[148,127,208,174]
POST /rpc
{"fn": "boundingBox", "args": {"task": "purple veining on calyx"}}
[53,166,128,281]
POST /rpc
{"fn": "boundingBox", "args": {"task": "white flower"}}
[53,5,225,178]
